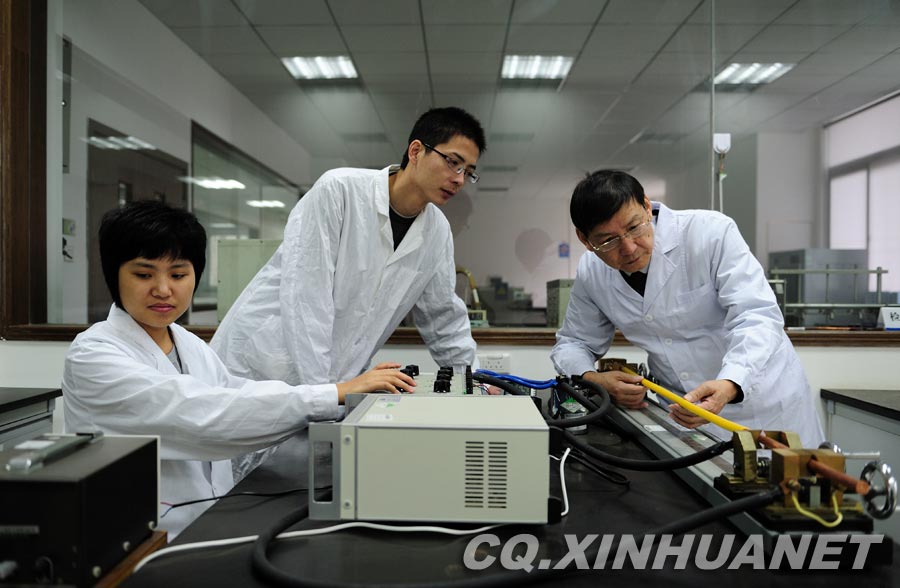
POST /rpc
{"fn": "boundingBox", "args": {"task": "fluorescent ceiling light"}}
[282,56,358,80]
[502,55,573,80]
[210,222,237,229]
[246,200,286,208]
[84,135,157,150]
[179,176,246,190]
[714,62,794,85]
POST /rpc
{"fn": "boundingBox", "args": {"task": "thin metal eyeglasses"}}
[422,142,480,184]
[588,219,653,253]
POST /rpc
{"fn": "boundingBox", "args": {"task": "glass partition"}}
[6,0,895,335]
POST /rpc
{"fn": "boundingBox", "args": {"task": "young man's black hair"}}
[99,200,207,308]
[400,106,487,168]
[569,170,647,236]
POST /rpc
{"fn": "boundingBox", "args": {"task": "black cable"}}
[545,380,611,428]
[556,426,731,471]
[162,486,331,515]
[249,486,783,588]
[472,372,529,395]
[651,485,783,534]
[565,450,630,487]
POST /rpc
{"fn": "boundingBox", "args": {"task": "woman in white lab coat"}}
[63,201,414,539]
[551,170,824,447]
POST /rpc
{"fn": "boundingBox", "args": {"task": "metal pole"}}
[709,0,716,211]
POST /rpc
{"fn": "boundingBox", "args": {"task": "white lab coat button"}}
[680,372,689,380]
[644,314,654,322]
[664,338,672,345]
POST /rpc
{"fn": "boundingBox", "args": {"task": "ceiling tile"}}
[342,25,424,52]
[421,0,512,25]
[512,0,606,24]
[817,25,900,55]
[601,0,703,24]
[662,24,764,54]
[566,52,654,87]
[233,0,332,25]
[425,25,507,52]
[776,0,881,25]
[429,53,501,75]
[430,73,500,93]
[353,52,428,76]
[688,0,795,25]
[330,0,420,25]
[505,25,593,53]
[304,88,385,133]
[740,25,849,53]
[363,77,432,93]
[581,24,679,55]
[173,26,270,55]
[793,52,884,76]
[257,26,346,55]
[138,0,246,27]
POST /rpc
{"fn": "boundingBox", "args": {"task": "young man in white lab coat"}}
[212,107,486,385]
[551,170,824,447]
[63,201,415,539]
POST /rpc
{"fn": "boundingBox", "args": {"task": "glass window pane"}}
[829,170,868,250]
[868,155,900,293]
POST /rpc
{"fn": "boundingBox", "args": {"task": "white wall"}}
[827,93,900,167]
[449,191,577,307]
[3,338,895,440]
[755,129,822,270]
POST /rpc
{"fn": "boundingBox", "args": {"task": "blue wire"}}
[475,369,557,389]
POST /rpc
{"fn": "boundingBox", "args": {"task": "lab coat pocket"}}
[673,282,722,331]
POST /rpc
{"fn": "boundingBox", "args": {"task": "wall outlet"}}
[477,353,511,373]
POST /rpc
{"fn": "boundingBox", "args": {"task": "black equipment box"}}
[0,434,158,586]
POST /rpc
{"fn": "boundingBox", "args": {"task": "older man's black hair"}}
[569,170,647,236]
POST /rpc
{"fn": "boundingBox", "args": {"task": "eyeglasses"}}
[587,219,653,253]
[422,142,480,184]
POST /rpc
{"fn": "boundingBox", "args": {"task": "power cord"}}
[160,486,331,519]
[248,487,785,587]
[554,426,731,472]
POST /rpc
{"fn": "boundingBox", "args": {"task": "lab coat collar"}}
[105,304,183,375]
[378,164,428,265]
[644,202,679,309]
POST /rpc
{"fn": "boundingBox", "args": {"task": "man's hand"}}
[335,362,416,403]
[581,370,647,409]
[668,379,738,428]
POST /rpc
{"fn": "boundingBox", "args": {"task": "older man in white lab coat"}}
[551,170,824,447]
[213,107,487,384]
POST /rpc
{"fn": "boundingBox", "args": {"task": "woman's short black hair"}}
[400,107,486,168]
[99,200,207,308]
[569,170,646,236]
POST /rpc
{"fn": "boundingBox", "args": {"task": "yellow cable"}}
[619,366,748,432]
[790,491,843,528]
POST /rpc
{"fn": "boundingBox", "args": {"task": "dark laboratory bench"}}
[123,425,898,588]
[820,389,900,422]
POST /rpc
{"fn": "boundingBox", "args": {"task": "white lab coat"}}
[551,202,824,447]
[63,305,340,539]
[212,166,475,384]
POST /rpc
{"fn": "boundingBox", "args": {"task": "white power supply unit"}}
[309,394,549,524]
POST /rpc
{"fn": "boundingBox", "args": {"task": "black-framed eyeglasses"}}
[588,219,653,253]
[422,142,479,184]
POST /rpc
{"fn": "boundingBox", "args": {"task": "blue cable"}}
[474,369,557,389]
